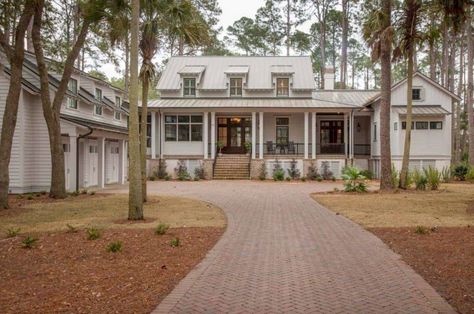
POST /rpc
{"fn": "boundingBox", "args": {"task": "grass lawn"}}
[312,183,474,314]
[0,193,226,313]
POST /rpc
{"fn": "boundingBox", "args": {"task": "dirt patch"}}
[0,227,224,313]
[370,227,474,314]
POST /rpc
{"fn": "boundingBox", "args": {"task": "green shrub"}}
[453,163,469,181]
[194,164,205,180]
[287,159,301,180]
[106,241,123,253]
[149,176,156,181]
[321,162,333,180]
[165,174,171,181]
[155,223,170,235]
[341,166,368,193]
[306,161,320,180]
[466,167,474,181]
[175,160,191,181]
[423,166,441,190]
[16,194,23,199]
[272,160,285,181]
[22,236,38,249]
[70,191,79,197]
[86,227,101,240]
[66,224,78,233]
[170,237,180,247]
[90,191,96,195]
[441,166,452,183]
[412,169,427,191]
[301,177,307,182]
[26,194,34,200]
[6,227,20,238]
[415,226,429,235]
[391,164,399,188]
[360,170,373,180]
[316,176,323,182]
[259,163,267,180]
[156,159,168,179]
[244,141,252,153]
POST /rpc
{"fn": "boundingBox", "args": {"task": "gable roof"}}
[312,90,380,107]
[157,56,315,91]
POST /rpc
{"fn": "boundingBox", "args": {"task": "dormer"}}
[271,65,294,97]
[225,65,249,97]
[178,65,205,97]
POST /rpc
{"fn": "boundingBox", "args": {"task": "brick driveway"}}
[106,181,454,313]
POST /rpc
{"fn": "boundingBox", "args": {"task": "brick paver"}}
[105,181,454,313]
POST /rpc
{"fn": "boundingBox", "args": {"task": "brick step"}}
[213,176,250,180]
[215,162,250,166]
[214,170,249,174]
[214,171,249,176]
[214,165,250,169]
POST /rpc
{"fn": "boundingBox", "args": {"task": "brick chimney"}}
[323,67,335,90]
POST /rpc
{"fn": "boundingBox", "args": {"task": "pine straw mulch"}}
[0,227,224,314]
[369,226,474,314]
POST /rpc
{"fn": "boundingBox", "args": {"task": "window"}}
[165,115,202,142]
[111,146,119,154]
[95,88,102,100]
[183,78,196,97]
[230,78,243,96]
[276,78,289,96]
[415,121,429,130]
[63,143,70,153]
[412,88,421,100]
[115,96,121,107]
[139,114,152,147]
[276,117,289,145]
[401,121,414,130]
[373,122,377,142]
[89,145,98,153]
[430,121,443,129]
[114,111,121,120]
[67,78,78,109]
[95,104,103,115]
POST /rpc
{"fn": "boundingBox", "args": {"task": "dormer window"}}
[183,78,196,97]
[230,78,243,97]
[95,104,103,115]
[95,88,102,100]
[412,88,422,100]
[66,78,78,109]
[276,78,289,97]
[115,96,121,107]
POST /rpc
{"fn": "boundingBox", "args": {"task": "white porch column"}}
[344,113,349,158]
[160,112,164,159]
[118,139,126,184]
[311,112,316,159]
[350,111,355,159]
[304,112,309,159]
[203,112,209,159]
[151,111,157,159]
[69,135,77,191]
[98,137,105,188]
[211,112,216,159]
[259,112,264,159]
[251,112,256,159]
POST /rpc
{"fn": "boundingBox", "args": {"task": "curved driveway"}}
[106,181,453,313]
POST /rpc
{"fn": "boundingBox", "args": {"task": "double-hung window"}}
[412,88,421,100]
[183,78,196,97]
[165,115,203,142]
[276,118,289,145]
[276,78,289,97]
[66,78,78,109]
[114,96,121,120]
[230,78,243,97]
[94,88,103,115]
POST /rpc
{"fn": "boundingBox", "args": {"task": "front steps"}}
[213,154,250,179]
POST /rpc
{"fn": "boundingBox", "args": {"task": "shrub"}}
[89,191,96,196]
[306,161,320,181]
[321,162,333,180]
[6,227,20,238]
[155,223,170,235]
[453,163,469,181]
[287,159,301,180]
[16,194,23,199]
[26,194,34,200]
[285,177,291,181]
[391,164,399,188]
[272,160,285,181]
[86,227,101,240]
[70,191,79,197]
[341,166,368,193]
[156,159,168,179]
[175,160,191,181]
[106,241,123,253]
[466,167,474,181]
[441,166,452,183]
[194,164,205,180]
[316,176,323,182]
[66,224,78,233]
[244,141,252,153]
[423,166,441,190]
[360,170,373,180]
[412,169,427,191]
[258,162,267,180]
[22,236,38,249]
[415,226,429,235]
[165,174,171,181]
[301,177,307,182]
[170,237,180,247]
[40,191,47,195]
[149,176,156,181]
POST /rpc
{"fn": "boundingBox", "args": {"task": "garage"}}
[106,140,120,184]
[87,140,99,187]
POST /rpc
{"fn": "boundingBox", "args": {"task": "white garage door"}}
[106,141,120,184]
[63,142,72,191]
[88,141,99,186]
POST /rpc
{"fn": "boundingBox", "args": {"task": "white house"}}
[0,50,129,193]
[146,56,459,179]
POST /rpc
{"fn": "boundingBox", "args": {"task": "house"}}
[0,50,129,193]
[146,56,459,179]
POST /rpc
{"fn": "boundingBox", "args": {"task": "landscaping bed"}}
[0,193,226,313]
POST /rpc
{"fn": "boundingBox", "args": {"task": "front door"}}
[218,117,251,154]
[320,120,344,154]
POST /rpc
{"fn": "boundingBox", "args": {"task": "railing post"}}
[211,112,216,159]
[304,112,309,159]
[259,112,264,159]
[312,112,316,159]
[252,112,256,159]
[203,112,208,159]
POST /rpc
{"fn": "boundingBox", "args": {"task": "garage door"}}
[63,142,72,191]
[106,141,120,184]
[88,141,99,186]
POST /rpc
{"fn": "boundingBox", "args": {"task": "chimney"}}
[323,67,335,90]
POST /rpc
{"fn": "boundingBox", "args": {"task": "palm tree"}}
[139,0,160,202]
[362,0,394,190]
[395,0,422,189]
[129,0,144,220]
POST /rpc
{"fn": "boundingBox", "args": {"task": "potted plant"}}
[244,141,252,156]
[217,141,224,156]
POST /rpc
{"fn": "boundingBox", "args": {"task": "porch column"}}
[350,111,355,159]
[344,113,349,158]
[211,112,216,159]
[259,112,264,159]
[251,112,256,159]
[203,112,209,159]
[160,112,164,159]
[304,112,309,159]
[98,137,105,188]
[118,139,126,184]
[70,135,77,191]
[311,112,316,159]
[151,111,157,159]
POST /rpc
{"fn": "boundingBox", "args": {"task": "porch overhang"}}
[393,105,451,116]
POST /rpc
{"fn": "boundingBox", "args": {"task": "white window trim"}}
[94,104,103,116]
[412,86,424,102]
[275,77,290,97]
[183,78,197,98]
[164,114,203,142]
[95,87,103,100]
[114,111,121,120]
[229,77,243,97]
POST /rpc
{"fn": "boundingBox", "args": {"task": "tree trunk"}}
[379,0,393,191]
[429,39,437,80]
[0,1,35,208]
[140,72,149,203]
[320,23,326,89]
[124,34,130,96]
[286,0,290,56]
[456,30,464,163]
[467,9,474,165]
[441,23,449,87]
[128,0,144,220]
[178,35,184,56]
[340,0,348,89]
[448,30,456,163]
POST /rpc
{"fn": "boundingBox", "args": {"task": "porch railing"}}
[354,144,371,156]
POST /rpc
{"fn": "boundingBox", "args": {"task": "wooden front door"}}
[320,120,344,154]
[218,117,251,154]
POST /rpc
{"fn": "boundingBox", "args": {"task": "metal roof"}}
[271,65,294,74]
[393,105,451,116]
[157,56,315,91]
[148,98,357,109]
[224,65,249,74]
[312,90,380,107]
[178,65,206,75]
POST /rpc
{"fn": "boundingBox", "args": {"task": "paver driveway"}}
[105,181,454,313]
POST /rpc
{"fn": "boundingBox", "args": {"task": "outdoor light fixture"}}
[357,122,361,133]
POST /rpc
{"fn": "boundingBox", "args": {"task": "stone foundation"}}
[250,159,265,179]
[202,159,214,179]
